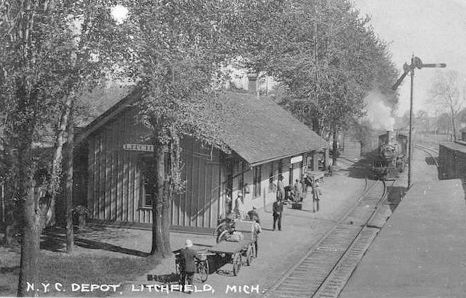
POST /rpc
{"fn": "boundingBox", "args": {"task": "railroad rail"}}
[265,179,389,298]
[415,144,439,167]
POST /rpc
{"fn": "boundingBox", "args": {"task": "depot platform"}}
[341,178,466,298]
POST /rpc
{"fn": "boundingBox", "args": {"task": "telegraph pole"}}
[408,56,415,189]
[392,56,446,189]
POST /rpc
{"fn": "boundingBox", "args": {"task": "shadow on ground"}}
[425,156,439,166]
[0,266,19,274]
[41,227,150,257]
[386,185,407,212]
[337,156,372,179]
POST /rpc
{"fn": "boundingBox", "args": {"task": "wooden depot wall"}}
[78,106,317,232]
[82,107,225,231]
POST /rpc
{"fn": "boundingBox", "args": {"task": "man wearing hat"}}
[272,197,286,231]
[179,239,200,293]
[234,192,244,219]
[312,180,322,212]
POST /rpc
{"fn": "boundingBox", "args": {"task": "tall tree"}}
[240,0,398,161]
[436,112,452,135]
[456,107,466,127]
[429,70,464,141]
[0,1,122,294]
[415,110,429,132]
[45,1,131,233]
[119,0,255,256]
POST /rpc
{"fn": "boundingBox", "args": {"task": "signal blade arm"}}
[392,70,409,91]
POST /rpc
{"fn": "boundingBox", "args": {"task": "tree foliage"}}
[429,70,464,141]
[239,0,399,140]
[0,0,125,294]
[110,0,261,255]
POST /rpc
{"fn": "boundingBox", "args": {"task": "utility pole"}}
[392,56,446,189]
[407,56,415,189]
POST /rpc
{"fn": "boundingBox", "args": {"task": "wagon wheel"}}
[217,229,230,243]
[214,222,226,239]
[246,245,253,266]
[175,257,182,284]
[175,256,181,275]
[232,253,242,276]
[197,259,209,283]
[251,243,256,259]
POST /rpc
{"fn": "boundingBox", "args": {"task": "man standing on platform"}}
[273,198,286,231]
[312,181,322,213]
[294,179,303,202]
[277,174,285,200]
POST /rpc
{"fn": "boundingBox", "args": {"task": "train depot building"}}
[72,89,329,233]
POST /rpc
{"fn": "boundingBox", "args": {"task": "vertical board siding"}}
[135,156,142,224]
[99,134,105,219]
[88,138,95,218]
[110,122,117,221]
[210,151,220,227]
[123,112,129,222]
[123,150,129,222]
[198,143,205,227]
[167,136,223,229]
[129,154,135,222]
[91,137,96,218]
[104,128,110,220]
[116,119,123,221]
[205,156,213,228]
[85,110,225,230]
[180,139,188,226]
[187,138,194,227]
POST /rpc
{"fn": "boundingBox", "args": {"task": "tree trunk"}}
[150,143,170,256]
[65,114,74,253]
[332,128,338,165]
[161,180,172,254]
[312,118,321,135]
[450,109,457,142]
[17,181,41,297]
[12,89,40,297]
[47,95,74,227]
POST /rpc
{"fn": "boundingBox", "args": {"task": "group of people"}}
[178,209,262,294]
[271,173,323,230]
[177,173,323,293]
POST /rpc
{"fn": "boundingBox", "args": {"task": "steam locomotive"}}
[372,130,408,180]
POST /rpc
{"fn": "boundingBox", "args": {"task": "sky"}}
[110,2,466,117]
[352,0,466,116]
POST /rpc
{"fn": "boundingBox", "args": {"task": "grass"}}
[0,251,160,297]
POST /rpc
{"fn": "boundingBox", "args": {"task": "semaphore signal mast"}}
[392,55,446,189]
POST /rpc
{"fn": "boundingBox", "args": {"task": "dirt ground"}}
[0,158,369,297]
[113,160,368,297]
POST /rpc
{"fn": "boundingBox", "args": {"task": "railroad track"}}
[415,144,439,167]
[265,179,389,298]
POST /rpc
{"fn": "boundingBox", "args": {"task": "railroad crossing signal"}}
[391,55,446,189]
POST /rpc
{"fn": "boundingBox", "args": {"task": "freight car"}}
[372,131,408,180]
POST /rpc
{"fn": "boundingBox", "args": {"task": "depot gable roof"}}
[217,92,328,166]
[76,89,328,166]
